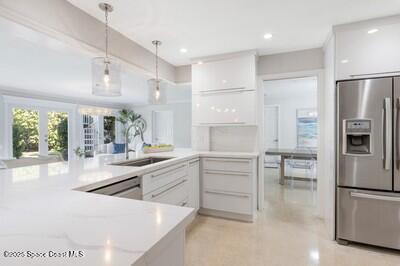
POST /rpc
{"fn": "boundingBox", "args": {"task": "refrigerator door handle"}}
[397,98,400,170]
[350,192,400,202]
[383,97,392,170]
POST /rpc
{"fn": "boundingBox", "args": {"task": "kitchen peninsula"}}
[0,149,258,266]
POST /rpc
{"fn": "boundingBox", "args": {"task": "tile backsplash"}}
[210,126,258,152]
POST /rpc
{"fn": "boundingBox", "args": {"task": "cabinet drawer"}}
[143,162,188,195]
[203,170,251,194]
[202,158,252,173]
[337,187,400,249]
[143,178,189,206]
[202,190,252,215]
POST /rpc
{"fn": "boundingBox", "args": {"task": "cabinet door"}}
[192,90,257,125]
[188,160,200,211]
[192,55,256,92]
[336,23,400,80]
[143,178,189,206]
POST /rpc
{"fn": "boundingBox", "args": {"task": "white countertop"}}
[0,149,258,265]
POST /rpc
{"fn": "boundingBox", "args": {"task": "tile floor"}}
[185,168,400,266]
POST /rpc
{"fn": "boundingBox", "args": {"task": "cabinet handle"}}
[350,192,400,202]
[204,158,250,163]
[350,71,400,78]
[205,190,249,198]
[151,164,186,178]
[200,87,247,95]
[199,122,246,125]
[189,160,200,165]
[151,179,187,199]
[383,97,392,170]
[204,170,249,176]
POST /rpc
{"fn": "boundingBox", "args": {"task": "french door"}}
[9,106,70,161]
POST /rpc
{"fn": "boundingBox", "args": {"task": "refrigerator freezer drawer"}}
[337,187,400,249]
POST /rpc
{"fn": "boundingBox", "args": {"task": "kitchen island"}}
[0,149,258,266]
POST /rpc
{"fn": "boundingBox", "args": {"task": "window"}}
[103,116,116,144]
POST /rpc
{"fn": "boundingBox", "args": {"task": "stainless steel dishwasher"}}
[89,176,142,200]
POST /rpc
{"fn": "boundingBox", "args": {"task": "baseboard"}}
[199,208,254,223]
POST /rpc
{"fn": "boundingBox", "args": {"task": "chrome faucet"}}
[125,124,144,160]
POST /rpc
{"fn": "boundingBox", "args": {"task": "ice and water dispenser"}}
[342,119,372,155]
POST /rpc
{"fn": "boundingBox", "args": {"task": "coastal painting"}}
[297,109,318,148]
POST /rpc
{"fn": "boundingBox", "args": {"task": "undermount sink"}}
[111,157,174,167]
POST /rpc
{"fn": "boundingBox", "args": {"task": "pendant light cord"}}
[105,6,109,60]
[155,42,159,82]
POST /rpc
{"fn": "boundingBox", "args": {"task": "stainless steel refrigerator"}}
[337,77,400,249]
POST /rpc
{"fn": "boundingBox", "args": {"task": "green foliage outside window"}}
[12,109,68,160]
[12,123,25,159]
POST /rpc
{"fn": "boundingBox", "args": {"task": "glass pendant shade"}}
[92,57,121,97]
[148,78,166,104]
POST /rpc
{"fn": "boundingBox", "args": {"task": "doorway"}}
[152,110,174,145]
[263,76,319,210]
[7,105,70,161]
[264,105,280,168]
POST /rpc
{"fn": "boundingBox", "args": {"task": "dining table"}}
[265,148,318,185]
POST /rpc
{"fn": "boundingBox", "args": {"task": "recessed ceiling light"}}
[180,48,187,53]
[197,61,203,65]
[367,28,379,34]
[263,33,273,39]
[341,59,349,64]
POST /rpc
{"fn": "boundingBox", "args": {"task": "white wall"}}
[258,48,324,76]
[0,0,178,83]
[323,34,336,239]
[133,102,192,148]
[264,77,318,149]
[0,95,5,158]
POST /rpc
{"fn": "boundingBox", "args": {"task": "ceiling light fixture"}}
[263,33,273,39]
[197,61,203,65]
[180,48,188,53]
[92,3,121,97]
[148,40,165,104]
[367,28,379,34]
[341,59,349,64]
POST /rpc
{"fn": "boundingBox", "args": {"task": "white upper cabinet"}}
[191,52,258,126]
[192,90,257,126]
[192,55,256,93]
[336,22,400,80]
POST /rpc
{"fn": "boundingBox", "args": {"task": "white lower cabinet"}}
[142,160,199,209]
[200,157,257,222]
[143,177,189,207]
[202,190,252,215]
[141,156,257,222]
[188,159,200,211]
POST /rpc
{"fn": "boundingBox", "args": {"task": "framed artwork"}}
[297,109,318,148]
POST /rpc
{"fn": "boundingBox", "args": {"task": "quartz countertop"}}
[0,149,258,265]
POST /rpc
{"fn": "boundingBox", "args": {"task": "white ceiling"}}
[0,16,190,107]
[67,0,400,66]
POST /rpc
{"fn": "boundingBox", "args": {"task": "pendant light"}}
[148,40,166,104]
[92,3,121,97]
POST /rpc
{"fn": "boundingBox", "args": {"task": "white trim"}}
[0,86,128,109]
[191,50,258,64]
[263,104,281,150]
[257,69,325,219]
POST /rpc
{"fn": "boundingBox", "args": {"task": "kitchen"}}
[1,1,400,265]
